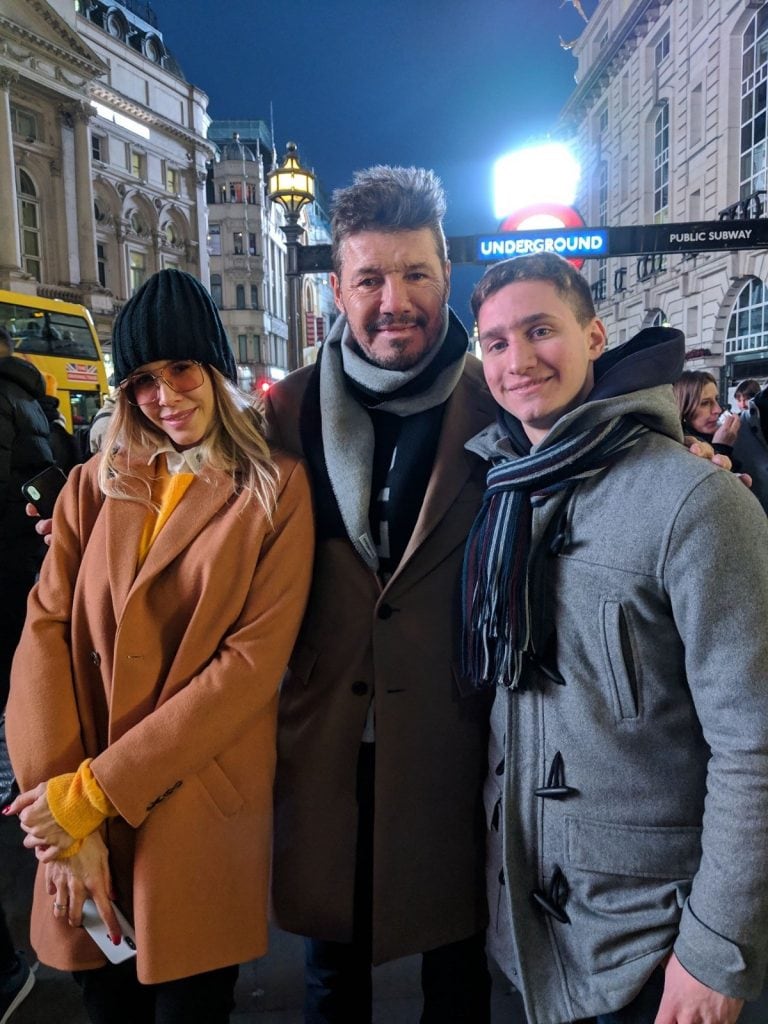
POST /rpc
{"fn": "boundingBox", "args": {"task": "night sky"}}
[149,0,598,325]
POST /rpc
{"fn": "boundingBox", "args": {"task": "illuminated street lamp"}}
[267,142,316,372]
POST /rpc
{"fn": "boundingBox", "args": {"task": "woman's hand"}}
[25,502,53,546]
[4,783,76,860]
[45,832,121,941]
[712,413,741,447]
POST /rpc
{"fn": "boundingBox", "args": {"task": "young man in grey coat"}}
[463,253,768,1024]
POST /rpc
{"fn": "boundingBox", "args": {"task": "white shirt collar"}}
[147,443,205,475]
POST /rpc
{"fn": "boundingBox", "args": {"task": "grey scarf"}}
[319,309,466,570]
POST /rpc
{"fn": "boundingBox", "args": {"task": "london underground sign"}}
[490,203,601,269]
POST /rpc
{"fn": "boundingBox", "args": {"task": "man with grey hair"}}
[266,166,496,1023]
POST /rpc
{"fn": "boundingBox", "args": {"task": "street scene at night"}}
[3,0,768,1022]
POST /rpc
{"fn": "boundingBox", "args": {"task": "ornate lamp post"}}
[267,142,316,372]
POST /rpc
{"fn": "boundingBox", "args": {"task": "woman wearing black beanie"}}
[5,269,314,1023]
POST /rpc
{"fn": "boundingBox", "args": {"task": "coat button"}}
[532,865,570,924]
[535,751,578,800]
[549,528,570,555]
[377,603,394,620]
[351,681,368,696]
[90,651,101,666]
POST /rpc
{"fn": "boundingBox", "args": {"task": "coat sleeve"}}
[87,459,314,827]
[6,461,103,787]
[662,469,768,999]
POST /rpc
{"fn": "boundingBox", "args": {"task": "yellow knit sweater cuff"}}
[46,759,117,842]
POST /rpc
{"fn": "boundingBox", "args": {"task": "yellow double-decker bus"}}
[0,289,109,432]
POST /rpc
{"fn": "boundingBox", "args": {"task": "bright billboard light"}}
[493,143,581,220]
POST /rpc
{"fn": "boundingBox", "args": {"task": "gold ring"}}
[53,901,68,911]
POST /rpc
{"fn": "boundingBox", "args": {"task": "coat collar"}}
[104,456,235,615]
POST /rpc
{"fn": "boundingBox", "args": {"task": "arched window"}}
[726,279,768,355]
[18,170,41,282]
[653,102,669,222]
[236,284,246,309]
[210,274,222,308]
[741,7,768,198]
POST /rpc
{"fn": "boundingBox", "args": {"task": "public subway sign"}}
[294,219,768,276]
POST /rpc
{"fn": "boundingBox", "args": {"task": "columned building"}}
[0,0,212,363]
[559,0,768,394]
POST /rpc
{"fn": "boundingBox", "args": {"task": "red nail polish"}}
[111,934,121,945]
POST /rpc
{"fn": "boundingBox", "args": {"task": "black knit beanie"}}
[112,268,237,384]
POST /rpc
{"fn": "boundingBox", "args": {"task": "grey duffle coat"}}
[468,384,768,1023]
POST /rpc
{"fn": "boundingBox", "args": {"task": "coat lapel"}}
[392,367,494,584]
[105,463,235,619]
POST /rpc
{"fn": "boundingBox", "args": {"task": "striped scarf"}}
[461,416,647,691]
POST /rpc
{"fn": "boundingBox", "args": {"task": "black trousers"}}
[73,959,238,1024]
[575,966,666,1024]
[303,743,491,1024]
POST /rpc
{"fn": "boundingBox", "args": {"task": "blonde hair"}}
[98,367,278,516]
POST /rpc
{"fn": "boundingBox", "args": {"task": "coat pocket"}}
[600,600,640,721]
[563,815,702,973]
[196,759,244,818]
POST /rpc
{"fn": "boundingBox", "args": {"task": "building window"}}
[17,170,41,282]
[653,102,669,222]
[207,224,221,256]
[621,72,630,110]
[210,274,223,307]
[165,166,180,194]
[236,285,246,309]
[129,251,147,294]
[598,162,608,225]
[655,30,670,67]
[598,106,608,134]
[97,242,107,288]
[10,105,37,140]
[91,134,104,162]
[253,334,262,362]
[726,278,768,355]
[238,334,248,362]
[251,285,260,309]
[130,150,145,179]
[164,224,177,245]
[233,231,243,255]
[690,83,703,149]
[740,8,768,199]
[248,233,257,256]
[247,183,258,205]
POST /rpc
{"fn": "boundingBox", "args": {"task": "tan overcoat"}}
[266,354,496,964]
[6,449,313,983]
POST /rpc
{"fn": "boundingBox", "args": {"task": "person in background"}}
[4,269,313,1024]
[0,325,51,1022]
[465,253,768,1024]
[733,378,761,411]
[673,369,740,467]
[38,376,79,474]
[733,379,768,514]
[266,166,496,1024]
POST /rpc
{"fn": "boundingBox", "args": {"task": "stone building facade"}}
[0,0,212,368]
[559,0,768,393]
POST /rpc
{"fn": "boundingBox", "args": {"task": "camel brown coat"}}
[6,449,313,984]
[266,353,496,964]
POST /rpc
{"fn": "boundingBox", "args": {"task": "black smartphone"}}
[21,464,68,519]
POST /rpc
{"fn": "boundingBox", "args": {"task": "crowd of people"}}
[1,166,767,1024]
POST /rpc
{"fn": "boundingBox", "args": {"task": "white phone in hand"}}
[82,898,138,964]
